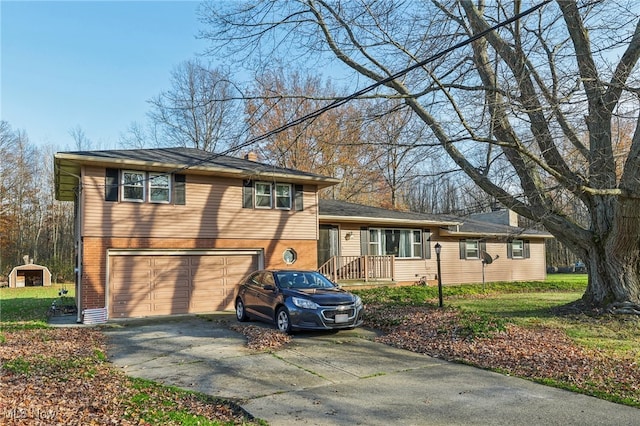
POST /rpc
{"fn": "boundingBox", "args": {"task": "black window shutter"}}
[174,174,186,205]
[294,184,303,211]
[105,168,119,201]
[242,180,253,208]
[480,240,487,255]
[507,240,513,259]
[360,227,369,255]
[524,240,531,258]
[423,229,431,259]
[459,240,466,259]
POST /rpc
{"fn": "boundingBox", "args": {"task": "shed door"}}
[109,252,260,318]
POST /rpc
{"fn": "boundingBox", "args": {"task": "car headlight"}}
[292,297,319,309]
[354,295,363,307]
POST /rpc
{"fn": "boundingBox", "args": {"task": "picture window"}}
[368,228,422,258]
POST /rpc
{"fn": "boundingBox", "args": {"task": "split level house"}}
[54,147,552,323]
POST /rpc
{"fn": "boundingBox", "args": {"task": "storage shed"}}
[8,264,52,288]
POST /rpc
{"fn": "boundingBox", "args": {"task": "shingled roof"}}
[318,199,552,239]
[443,216,552,238]
[54,147,340,201]
[318,199,459,227]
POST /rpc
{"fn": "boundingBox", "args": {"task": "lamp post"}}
[434,242,443,308]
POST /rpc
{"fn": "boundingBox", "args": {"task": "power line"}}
[81,0,553,189]
[212,0,552,159]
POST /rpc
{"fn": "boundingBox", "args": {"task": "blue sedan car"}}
[235,270,364,333]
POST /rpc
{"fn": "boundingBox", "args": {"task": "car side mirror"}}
[263,284,276,292]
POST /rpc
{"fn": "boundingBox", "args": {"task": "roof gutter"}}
[54,153,341,189]
[319,214,460,227]
[439,228,554,239]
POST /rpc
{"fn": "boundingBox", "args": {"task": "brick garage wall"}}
[80,237,318,310]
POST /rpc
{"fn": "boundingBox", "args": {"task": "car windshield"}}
[275,272,337,289]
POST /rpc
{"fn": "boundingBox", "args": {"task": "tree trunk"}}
[583,197,640,313]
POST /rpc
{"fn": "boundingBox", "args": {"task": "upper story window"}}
[122,171,145,202]
[105,168,185,205]
[368,228,422,259]
[255,182,272,208]
[149,173,170,203]
[242,180,303,211]
[275,183,291,209]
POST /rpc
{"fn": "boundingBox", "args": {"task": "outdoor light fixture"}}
[434,243,443,307]
[345,231,354,241]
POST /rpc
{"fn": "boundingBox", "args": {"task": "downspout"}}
[74,182,83,323]
[57,166,83,323]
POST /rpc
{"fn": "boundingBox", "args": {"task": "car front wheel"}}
[276,307,292,334]
[235,298,249,322]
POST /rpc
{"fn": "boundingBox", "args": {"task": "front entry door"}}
[318,225,339,267]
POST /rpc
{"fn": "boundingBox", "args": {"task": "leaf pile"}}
[0,327,258,425]
[230,324,292,350]
[366,305,640,405]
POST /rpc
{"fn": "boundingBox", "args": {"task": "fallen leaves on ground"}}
[230,324,292,350]
[366,304,639,405]
[2,305,639,424]
[0,327,258,425]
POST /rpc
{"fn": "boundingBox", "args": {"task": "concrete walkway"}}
[102,315,639,426]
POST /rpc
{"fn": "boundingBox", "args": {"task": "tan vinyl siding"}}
[340,225,362,257]
[393,259,436,282]
[321,221,547,284]
[436,238,547,284]
[81,166,318,240]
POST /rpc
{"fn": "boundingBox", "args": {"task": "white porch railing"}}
[318,255,395,282]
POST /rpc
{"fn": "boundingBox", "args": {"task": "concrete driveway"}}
[103,314,638,425]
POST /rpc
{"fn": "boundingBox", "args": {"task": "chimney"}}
[507,209,518,227]
[244,151,258,162]
[469,209,519,227]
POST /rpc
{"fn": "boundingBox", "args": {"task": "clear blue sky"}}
[1,0,210,150]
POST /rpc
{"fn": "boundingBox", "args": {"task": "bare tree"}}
[245,68,386,204]
[119,121,152,149]
[0,123,75,281]
[69,126,92,151]
[200,1,640,313]
[0,125,39,268]
[364,100,437,209]
[147,59,243,152]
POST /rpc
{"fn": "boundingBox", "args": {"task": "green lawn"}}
[0,283,75,328]
[544,273,589,284]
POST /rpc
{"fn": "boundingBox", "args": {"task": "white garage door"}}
[108,250,261,318]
